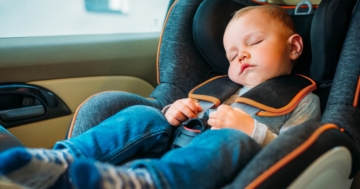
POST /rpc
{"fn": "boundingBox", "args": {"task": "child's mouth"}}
[240,63,255,74]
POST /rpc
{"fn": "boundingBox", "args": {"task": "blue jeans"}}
[54,105,261,189]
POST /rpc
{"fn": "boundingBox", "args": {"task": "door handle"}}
[0,105,45,122]
[0,84,71,128]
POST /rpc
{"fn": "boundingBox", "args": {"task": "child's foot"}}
[70,159,155,189]
[0,147,74,189]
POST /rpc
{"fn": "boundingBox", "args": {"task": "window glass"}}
[0,0,170,38]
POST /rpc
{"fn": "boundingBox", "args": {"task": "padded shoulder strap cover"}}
[189,74,316,116]
[236,74,317,116]
[189,75,241,107]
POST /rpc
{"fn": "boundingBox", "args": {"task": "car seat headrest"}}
[193,0,248,75]
[193,0,316,75]
[193,0,356,82]
[309,0,357,84]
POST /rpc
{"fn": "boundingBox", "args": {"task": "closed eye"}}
[251,40,263,46]
[230,54,237,62]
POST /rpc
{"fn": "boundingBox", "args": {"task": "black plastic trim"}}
[0,84,71,128]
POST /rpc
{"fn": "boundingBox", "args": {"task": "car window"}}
[0,0,170,38]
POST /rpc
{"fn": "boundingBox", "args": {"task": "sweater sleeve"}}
[251,120,278,148]
[161,104,172,114]
[251,92,321,147]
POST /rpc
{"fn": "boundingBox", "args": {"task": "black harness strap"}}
[190,74,316,117]
[235,74,316,116]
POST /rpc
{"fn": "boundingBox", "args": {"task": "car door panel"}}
[7,115,73,149]
[3,76,154,149]
[0,33,159,148]
[28,76,154,112]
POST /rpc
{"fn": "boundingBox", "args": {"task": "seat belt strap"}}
[231,103,261,116]
[197,100,215,119]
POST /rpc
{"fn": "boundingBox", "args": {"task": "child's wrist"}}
[243,118,255,136]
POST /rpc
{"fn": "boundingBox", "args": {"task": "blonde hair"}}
[231,5,297,38]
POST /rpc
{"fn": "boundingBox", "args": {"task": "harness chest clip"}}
[172,118,209,149]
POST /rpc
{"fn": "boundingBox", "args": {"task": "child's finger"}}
[207,118,225,128]
[178,102,197,119]
[166,114,181,126]
[233,107,249,115]
[208,110,217,119]
[217,104,232,112]
[181,99,198,114]
[169,108,187,122]
[194,102,203,112]
[209,110,227,120]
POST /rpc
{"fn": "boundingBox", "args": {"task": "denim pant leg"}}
[130,129,261,189]
[53,105,175,165]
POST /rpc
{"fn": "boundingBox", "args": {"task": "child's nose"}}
[239,52,250,63]
[239,55,248,63]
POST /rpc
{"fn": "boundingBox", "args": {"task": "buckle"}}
[171,118,209,149]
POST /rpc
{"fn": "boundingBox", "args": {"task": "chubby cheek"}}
[245,72,267,86]
[256,55,284,77]
[228,63,241,82]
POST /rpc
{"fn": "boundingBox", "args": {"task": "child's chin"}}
[242,78,264,88]
[229,77,245,85]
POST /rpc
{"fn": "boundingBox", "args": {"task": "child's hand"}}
[165,98,202,126]
[208,104,254,136]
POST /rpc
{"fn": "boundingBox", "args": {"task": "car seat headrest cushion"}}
[193,0,248,75]
[193,0,356,82]
[310,0,357,84]
[193,0,315,76]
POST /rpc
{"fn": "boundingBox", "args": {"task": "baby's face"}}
[223,10,293,88]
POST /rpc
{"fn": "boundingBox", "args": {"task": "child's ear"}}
[288,34,303,60]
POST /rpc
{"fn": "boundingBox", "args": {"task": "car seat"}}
[1,0,359,188]
[65,0,360,188]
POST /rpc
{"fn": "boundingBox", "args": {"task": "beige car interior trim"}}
[28,76,155,112]
[7,115,73,149]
